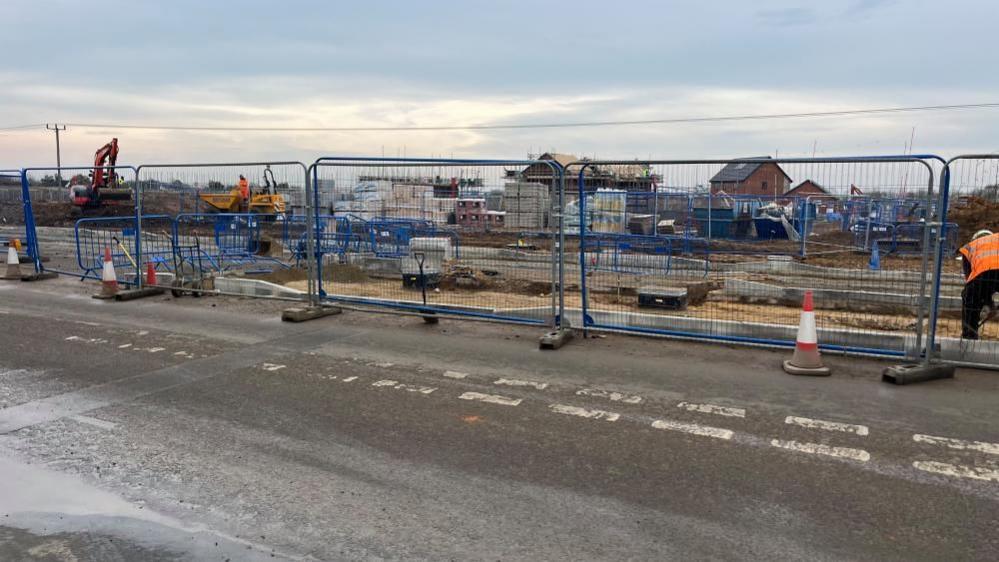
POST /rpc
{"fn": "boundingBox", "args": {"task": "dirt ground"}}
[283,274,995,340]
[0,193,191,228]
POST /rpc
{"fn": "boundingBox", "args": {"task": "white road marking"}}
[74,321,101,327]
[651,419,733,440]
[373,362,394,368]
[137,330,149,336]
[459,392,522,407]
[912,461,999,482]
[494,378,549,390]
[64,336,81,341]
[70,415,117,430]
[677,402,746,418]
[118,343,132,349]
[785,416,869,436]
[576,388,642,404]
[770,439,870,462]
[443,370,468,379]
[549,404,619,421]
[147,347,166,353]
[261,363,286,372]
[913,434,999,456]
[372,380,398,387]
[341,376,358,382]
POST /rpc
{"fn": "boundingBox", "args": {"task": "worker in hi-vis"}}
[959,229,999,339]
[238,175,250,212]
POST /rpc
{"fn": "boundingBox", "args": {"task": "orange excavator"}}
[69,138,132,209]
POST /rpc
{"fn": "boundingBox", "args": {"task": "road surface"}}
[0,278,997,560]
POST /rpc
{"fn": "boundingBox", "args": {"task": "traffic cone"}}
[145,262,157,286]
[96,246,118,298]
[783,290,830,376]
[3,242,21,280]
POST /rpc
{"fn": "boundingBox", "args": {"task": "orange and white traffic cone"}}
[3,242,21,280]
[783,290,830,376]
[145,262,157,286]
[96,246,118,298]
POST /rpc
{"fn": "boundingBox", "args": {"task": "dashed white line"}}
[341,376,358,382]
[785,416,869,436]
[372,379,398,387]
[261,363,286,372]
[913,461,999,482]
[443,370,469,379]
[913,434,999,456]
[70,415,117,430]
[770,439,870,462]
[459,392,522,407]
[118,343,132,349]
[677,402,746,418]
[147,347,166,353]
[65,336,81,341]
[549,404,620,421]
[137,330,149,336]
[576,388,642,404]
[494,378,549,390]
[651,419,734,440]
[371,380,436,394]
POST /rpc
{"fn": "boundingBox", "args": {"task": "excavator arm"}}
[91,138,119,191]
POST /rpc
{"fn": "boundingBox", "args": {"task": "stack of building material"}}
[502,181,550,230]
[401,237,455,287]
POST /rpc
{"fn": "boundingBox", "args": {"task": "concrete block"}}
[114,287,167,301]
[882,363,955,385]
[539,328,574,350]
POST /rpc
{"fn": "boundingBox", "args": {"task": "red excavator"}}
[69,138,132,209]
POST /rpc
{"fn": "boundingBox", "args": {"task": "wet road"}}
[0,279,997,560]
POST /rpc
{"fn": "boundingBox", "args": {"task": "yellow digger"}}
[198,166,286,215]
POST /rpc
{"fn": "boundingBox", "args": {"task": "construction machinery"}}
[69,138,132,209]
[198,166,286,215]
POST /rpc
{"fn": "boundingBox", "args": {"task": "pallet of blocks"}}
[502,181,550,230]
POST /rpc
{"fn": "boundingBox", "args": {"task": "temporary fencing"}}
[928,155,999,368]
[564,157,943,358]
[12,151,999,371]
[135,162,311,299]
[15,165,138,279]
[308,157,566,325]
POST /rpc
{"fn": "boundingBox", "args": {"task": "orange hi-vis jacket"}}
[959,233,999,282]
[238,178,250,200]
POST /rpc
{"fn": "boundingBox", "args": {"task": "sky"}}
[1,0,998,167]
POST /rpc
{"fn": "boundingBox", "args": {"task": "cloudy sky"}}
[1,0,997,167]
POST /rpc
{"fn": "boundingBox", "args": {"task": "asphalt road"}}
[0,278,997,561]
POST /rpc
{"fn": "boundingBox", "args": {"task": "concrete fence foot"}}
[21,271,58,282]
[540,328,574,350]
[282,305,343,323]
[114,287,167,301]
[419,309,440,324]
[882,363,955,385]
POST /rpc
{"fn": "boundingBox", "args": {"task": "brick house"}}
[784,180,833,200]
[456,198,486,229]
[709,158,791,197]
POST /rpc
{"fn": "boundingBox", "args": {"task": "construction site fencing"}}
[564,156,943,358]
[15,166,139,278]
[135,162,312,301]
[927,155,999,369]
[308,157,566,325]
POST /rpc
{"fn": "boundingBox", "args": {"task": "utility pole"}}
[45,124,66,186]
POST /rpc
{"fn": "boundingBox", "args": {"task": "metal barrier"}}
[135,162,312,300]
[16,165,139,279]
[74,215,174,282]
[309,157,566,325]
[928,155,999,369]
[565,156,942,358]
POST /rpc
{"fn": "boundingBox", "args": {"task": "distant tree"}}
[70,173,89,185]
[208,180,224,190]
[38,174,59,187]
